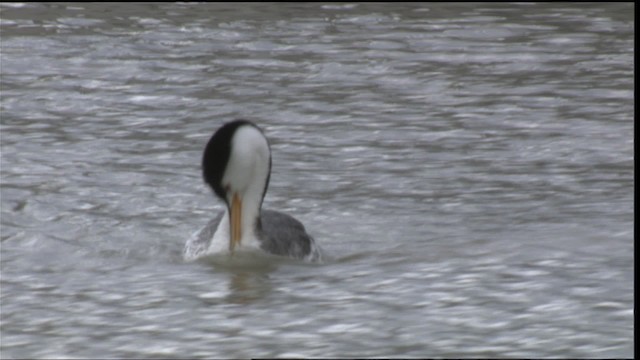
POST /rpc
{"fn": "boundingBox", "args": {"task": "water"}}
[0,2,633,358]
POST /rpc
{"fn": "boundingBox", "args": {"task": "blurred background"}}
[0,2,633,358]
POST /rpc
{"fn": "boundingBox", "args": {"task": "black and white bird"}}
[184,120,321,262]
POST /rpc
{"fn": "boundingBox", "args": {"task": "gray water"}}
[0,2,634,358]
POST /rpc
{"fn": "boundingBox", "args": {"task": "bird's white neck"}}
[222,125,270,248]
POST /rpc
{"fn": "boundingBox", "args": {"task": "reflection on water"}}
[196,269,274,306]
[0,2,633,358]
[226,271,272,305]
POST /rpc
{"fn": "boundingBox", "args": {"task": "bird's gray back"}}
[183,211,224,260]
[258,209,316,259]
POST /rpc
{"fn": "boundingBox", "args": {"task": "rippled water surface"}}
[0,2,634,358]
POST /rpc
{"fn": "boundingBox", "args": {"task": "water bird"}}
[184,119,321,262]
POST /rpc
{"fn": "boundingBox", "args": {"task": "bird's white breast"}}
[207,210,262,254]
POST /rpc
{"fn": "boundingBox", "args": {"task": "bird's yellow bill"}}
[229,193,242,253]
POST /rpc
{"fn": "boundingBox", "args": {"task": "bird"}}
[183,119,321,262]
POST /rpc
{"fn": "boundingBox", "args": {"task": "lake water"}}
[0,2,634,358]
